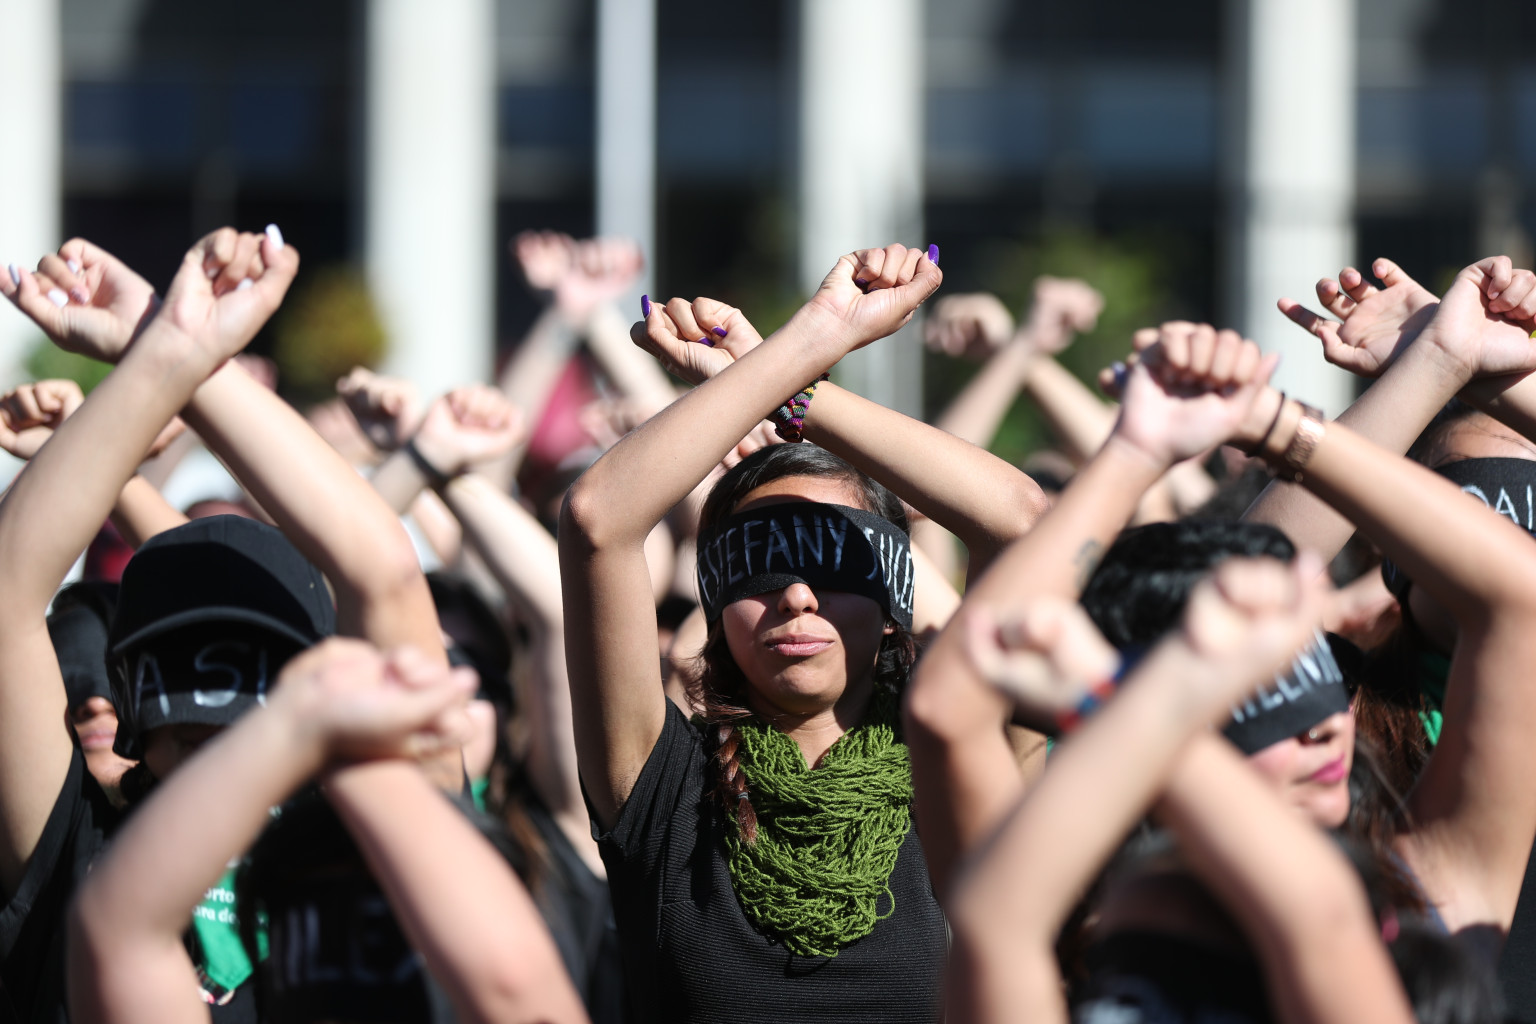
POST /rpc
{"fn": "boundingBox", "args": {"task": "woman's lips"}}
[765,635,835,657]
[77,729,117,751]
[1308,755,1348,785]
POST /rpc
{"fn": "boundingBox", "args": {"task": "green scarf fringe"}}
[721,689,913,958]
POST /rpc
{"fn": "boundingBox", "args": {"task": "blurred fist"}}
[0,379,84,460]
[925,293,1015,360]
[1025,276,1103,355]
[338,367,422,452]
[410,385,525,479]
[515,231,644,325]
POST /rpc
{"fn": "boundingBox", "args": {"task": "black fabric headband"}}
[695,501,915,631]
[1222,629,1350,754]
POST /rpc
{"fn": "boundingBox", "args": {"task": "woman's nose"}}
[778,582,820,616]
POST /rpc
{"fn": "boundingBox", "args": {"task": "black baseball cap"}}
[107,516,335,758]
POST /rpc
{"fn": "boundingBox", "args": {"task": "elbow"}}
[559,475,615,554]
[1001,473,1051,538]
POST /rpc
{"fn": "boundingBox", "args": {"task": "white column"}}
[595,0,656,301]
[0,0,61,390]
[799,0,925,416]
[367,0,496,398]
[1227,0,1356,415]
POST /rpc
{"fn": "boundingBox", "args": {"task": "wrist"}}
[784,302,862,361]
[1416,327,1480,388]
[1232,387,1286,453]
[404,433,461,484]
[252,692,331,780]
[1103,427,1177,477]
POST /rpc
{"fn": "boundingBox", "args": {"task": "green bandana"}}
[720,689,913,958]
[191,864,255,994]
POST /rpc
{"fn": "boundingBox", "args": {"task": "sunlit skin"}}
[65,697,137,801]
[719,475,894,768]
[1244,710,1355,829]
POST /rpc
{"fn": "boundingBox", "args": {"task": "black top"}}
[0,749,256,1024]
[593,701,947,1024]
[1498,836,1536,1020]
[526,798,627,1024]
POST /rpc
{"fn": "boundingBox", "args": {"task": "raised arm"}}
[563,244,941,826]
[1157,735,1414,1024]
[1247,256,1536,560]
[0,229,296,897]
[906,323,1278,899]
[1237,388,1536,933]
[945,557,1327,1024]
[326,756,590,1024]
[66,640,476,1024]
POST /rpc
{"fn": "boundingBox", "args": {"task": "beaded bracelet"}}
[1053,675,1121,733]
[770,374,831,443]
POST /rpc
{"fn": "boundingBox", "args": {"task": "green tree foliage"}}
[272,266,388,407]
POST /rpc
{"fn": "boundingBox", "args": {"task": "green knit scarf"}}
[720,688,913,958]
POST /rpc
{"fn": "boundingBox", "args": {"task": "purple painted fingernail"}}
[695,337,714,348]
[640,294,651,317]
[927,243,940,266]
[236,279,254,292]
[711,326,728,338]
[47,288,68,308]
[7,264,18,287]
[70,286,89,304]
[66,259,81,275]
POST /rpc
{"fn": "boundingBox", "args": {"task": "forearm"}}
[110,475,190,549]
[804,383,1047,573]
[935,340,1037,448]
[73,705,319,952]
[1463,370,1536,443]
[1290,406,1536,617]
[370,447,432,517]
[1022,355,1119,464]
[325,760,590,1024]
[905,436,1164,897]
[564,312,846,550]
[585,302,679,413]
[439,475,583,816]
[0,326,210,614]
[1158,736,1414,1024]
[949,645,1219,964]
[1245,338,1469,561]
[182,363,439,651]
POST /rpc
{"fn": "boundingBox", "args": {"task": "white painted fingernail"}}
[236,278,254,292]
[206,263,220,279]
[7,265,18,287]
[47,288,68,308]
[66,259,81,275]
[265,223,284,249]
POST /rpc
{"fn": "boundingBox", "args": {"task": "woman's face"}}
[67,697,136,794]
[719,475,893,722]
[1245,710,1355,828]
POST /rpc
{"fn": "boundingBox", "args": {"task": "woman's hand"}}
[1103,322,1279,467]
[516,231,644,325]
[631,295,764,386]
[272,640,476,765]
[338,367,423,452]
[1176,554,1329,708]
[797,243,943,354]
[925,292,1015,360]
[1,239,159,365]
[155,226,300,365]
[964,596,1121,732]
[1024,276,1103,355]
[0,380,83,460]
[409,385,525,479]
[1281,256,1536,381]
[1412,256,1536,380]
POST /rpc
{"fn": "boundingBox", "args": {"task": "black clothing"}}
[526,799,627,1024]
[1498,837,1536,1021]
[594,701,946,1024]
[0,749,256,1024]
[1072,931,1270,1024]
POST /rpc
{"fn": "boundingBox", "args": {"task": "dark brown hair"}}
[688,445,917,843]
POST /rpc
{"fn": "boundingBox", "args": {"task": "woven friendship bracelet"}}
[1053,675,1121,733]
[770,373,831,443]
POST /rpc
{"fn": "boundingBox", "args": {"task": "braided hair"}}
[687,445,916,843]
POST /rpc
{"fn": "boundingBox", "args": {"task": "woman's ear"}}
[883,621,896,636]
